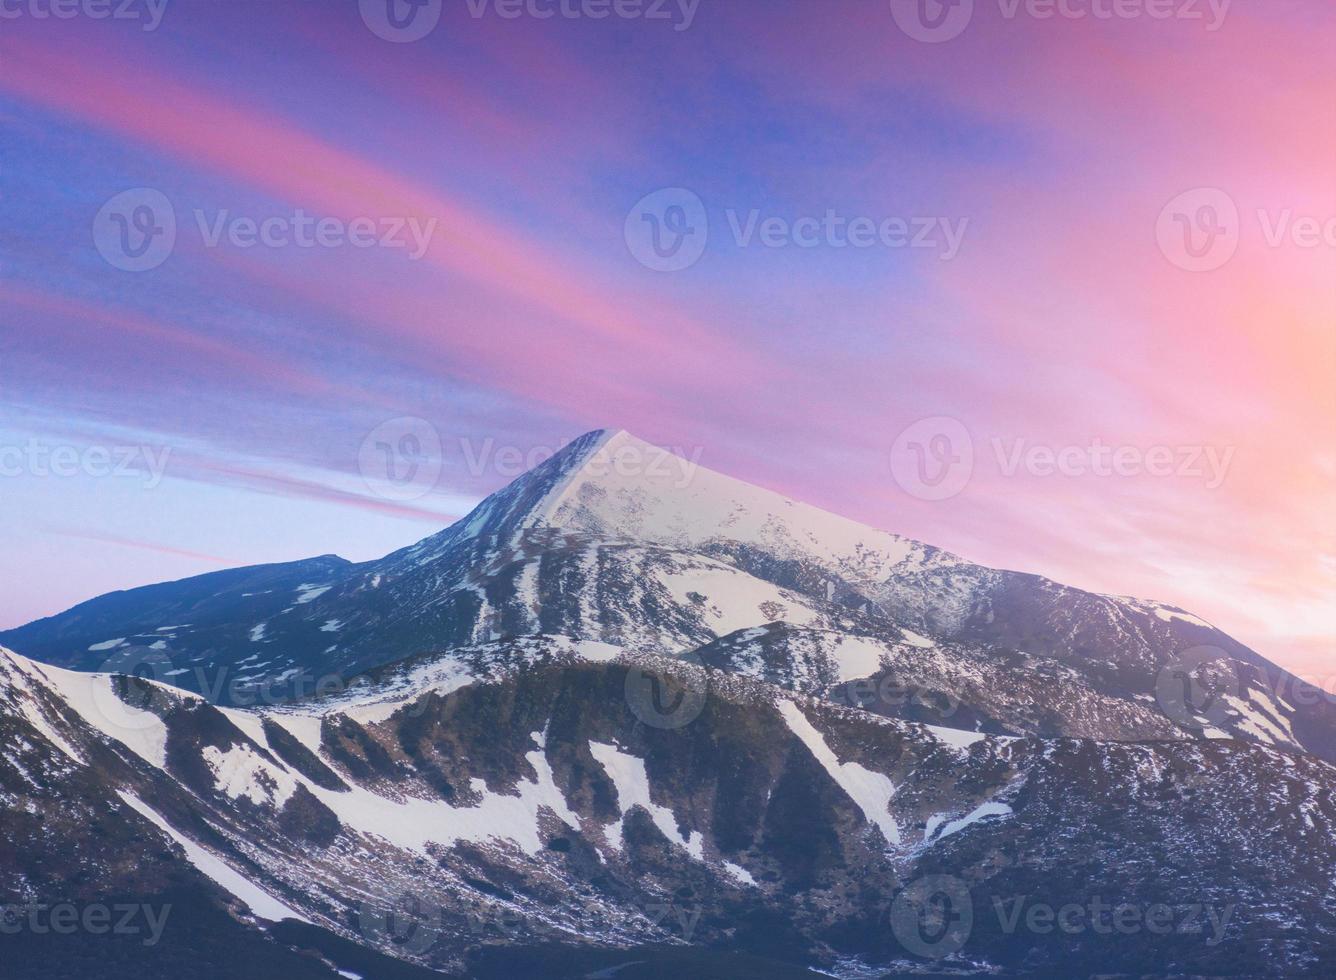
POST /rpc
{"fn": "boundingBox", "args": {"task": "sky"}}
[0,0,1331,683]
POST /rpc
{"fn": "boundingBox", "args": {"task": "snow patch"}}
[2,658,87,764]
[658,562,820,637]
[829,635,887,681]
[294,584,331,604]
[116,792,308,923]
[302,731,576,856]
[927,801,1013,843]
[1224,692,1295,745]
[40,667,170,770]
[590,741,703,858]
[218,707,269,747]
[202,742,299,807]
[267,713,324,755]
[927,725,988,752]
[1152,605,1213,629]
[776,700,900,846]
[722,861,757,886]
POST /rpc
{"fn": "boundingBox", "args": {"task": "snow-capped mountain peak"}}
[534,428,925,571]
[4,429,1336,977]
[3,427,1332,764]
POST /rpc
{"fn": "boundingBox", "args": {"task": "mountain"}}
[6,429,1333,762]
[3,640,1334,978]
[4,428,1335,977]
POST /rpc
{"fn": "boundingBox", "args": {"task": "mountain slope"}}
[4,429,1332,764]
[3,642,1334,977]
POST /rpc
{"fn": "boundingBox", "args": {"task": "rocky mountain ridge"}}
[3,641,1335,977]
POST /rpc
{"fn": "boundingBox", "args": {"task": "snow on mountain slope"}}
[3,428,1333,764]
[693,622,1195,743]
[536,430,927,573]
[6,639,1335,977]
[506,431,1336,760]
[524,434,1271,670]
[4,426,1335,977]
[776,699,901,846]
[116,789,310,922]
